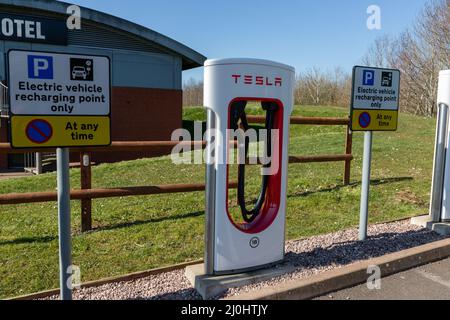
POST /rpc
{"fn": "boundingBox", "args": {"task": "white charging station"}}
[426,69,450,232]
[437,70,450,222]
[203,58,295,274]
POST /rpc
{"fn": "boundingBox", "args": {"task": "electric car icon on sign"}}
[381,71,393,87]
[70,58,94,81]
[71,66,87,80]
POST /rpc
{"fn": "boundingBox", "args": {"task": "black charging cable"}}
[230,101,278,223]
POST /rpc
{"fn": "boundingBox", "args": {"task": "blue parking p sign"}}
[27,55,53,79]
[362,70,375,86]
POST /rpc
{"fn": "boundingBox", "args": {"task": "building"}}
[0,0,206,170]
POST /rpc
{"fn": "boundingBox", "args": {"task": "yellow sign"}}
[11,116,111,148]
[351,109,398,131]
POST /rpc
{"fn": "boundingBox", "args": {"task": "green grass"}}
[0,105,436,298]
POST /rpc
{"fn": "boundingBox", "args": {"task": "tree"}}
[362,34,397,68]
[363,0,449,116]
[295,67,351,107]
[183,78,203,107]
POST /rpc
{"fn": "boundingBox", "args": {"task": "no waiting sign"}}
[350,66,400,131]
[8,50,111,148]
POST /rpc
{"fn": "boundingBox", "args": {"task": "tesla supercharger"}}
[203,58,295,274]
[438,70,450,222]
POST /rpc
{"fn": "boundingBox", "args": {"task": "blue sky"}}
[68,0,428,83]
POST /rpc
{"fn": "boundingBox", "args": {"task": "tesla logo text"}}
[232,74,282,87]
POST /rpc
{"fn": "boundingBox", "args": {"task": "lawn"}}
[0,105,436,298]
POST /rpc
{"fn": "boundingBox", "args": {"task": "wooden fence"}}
[0,116,352,232]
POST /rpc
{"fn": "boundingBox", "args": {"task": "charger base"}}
[185,261,292,300]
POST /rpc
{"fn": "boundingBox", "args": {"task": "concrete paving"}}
[317,257,450,300]
[411,215,450,236]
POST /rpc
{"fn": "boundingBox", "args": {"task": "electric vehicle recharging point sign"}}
[8,50,111,148]
[350,66,400,131]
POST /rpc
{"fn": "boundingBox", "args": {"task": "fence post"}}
[344,119,353,185]
[80,152,92,232]
[35,152,43,175]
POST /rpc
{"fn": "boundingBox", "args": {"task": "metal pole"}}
[57,148,72,300]
[204,109,216,275]
[430,103,448,222]
[359,131,373,241]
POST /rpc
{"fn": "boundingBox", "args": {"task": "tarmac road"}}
[317,257,450,300]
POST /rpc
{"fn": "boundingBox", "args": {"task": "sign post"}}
[359,131,373,240]
[350,66,400,240]
[57,147,72,300]
[8,50,111,299]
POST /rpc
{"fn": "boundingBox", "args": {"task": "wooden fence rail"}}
[0,116,352,232]
[0,182,239,205]
[246,115,349,126]
[0,141,207,154]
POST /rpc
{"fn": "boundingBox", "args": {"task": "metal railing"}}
[23,153,36,173]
